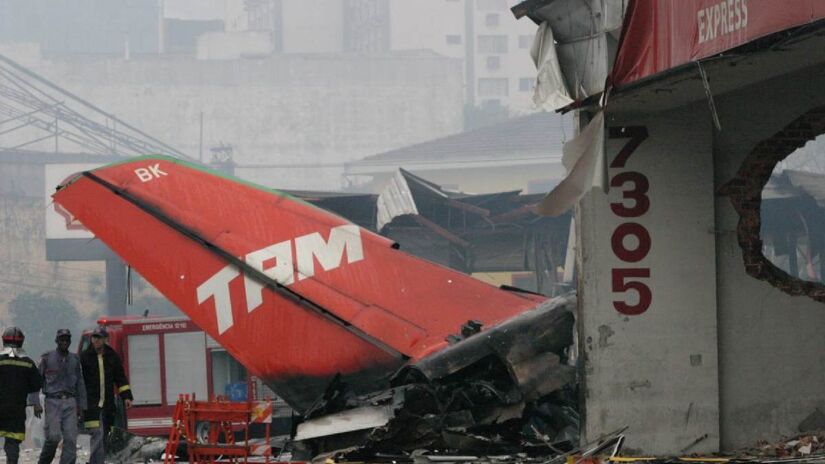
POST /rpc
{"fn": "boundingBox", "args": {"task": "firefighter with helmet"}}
[81,325,132,464]
[0,327,43,464]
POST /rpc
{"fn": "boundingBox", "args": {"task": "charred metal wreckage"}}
[294,294,578,459]
[51,156,582,461]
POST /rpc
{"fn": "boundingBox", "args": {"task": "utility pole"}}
[199,111,204,162]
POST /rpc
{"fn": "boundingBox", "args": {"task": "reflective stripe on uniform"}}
[118,384,131,393]
[0,360,32,368]
[84,420,100,428]
[0,430,25,440]
[97,354,104,408]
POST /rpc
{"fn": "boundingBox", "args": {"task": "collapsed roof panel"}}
[293,169,572,291]
[782,169,825,208]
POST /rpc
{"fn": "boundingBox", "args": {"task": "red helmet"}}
[2,326,25,347]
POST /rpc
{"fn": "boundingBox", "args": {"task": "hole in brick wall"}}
[762,137,825,284]
[721,106,825,303]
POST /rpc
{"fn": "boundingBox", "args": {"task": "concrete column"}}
[577,105,719,454]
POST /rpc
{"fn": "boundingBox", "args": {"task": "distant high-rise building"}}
[222,0,538,117]
[389,0,537,116]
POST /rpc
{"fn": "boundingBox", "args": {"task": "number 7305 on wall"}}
[608,126,651,316]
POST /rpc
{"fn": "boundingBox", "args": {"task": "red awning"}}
[610,0,825,88]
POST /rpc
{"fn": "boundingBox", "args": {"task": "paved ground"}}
[0,409,93,464]
[0,435,92,464]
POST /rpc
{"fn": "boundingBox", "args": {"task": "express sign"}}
[610,0,825,87]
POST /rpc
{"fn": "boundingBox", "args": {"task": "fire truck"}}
[79,315,291,438]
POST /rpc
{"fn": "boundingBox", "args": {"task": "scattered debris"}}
[599,432,825,464]
[107,428,167,463]
[291,294,580,460]
[745,432,825,460]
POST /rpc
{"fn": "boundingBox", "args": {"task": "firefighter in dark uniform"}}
[0,327,43,464]
[80,326,132,464]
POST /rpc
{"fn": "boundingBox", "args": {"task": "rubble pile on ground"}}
[745,432,825,460]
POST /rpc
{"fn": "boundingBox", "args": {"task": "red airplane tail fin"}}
[54,156,545,410]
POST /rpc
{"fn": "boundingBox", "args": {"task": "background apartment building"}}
[209,0,539,123]
[0,0,538,125]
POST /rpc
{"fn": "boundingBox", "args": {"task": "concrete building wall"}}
[8,53,463,190]
[0,0,160,56]
[282,0,344,53]
[578,105,719,454]
[578,62,825,454]
[224,0,251,32]
[197,31,274,59]
[713,62,825,450]
[389,0,465,59]
[164,0,224,21]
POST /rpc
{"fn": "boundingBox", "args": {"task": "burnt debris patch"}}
[292,294,581,459]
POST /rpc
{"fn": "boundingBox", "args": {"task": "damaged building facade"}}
[517,0,825,454]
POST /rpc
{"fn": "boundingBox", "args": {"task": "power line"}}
[0,53,194,160]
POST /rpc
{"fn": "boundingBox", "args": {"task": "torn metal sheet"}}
[537,111,605,216]
[531,22,574,111]
[361,168,573,292]
[295,405,395,441]
[515,0,625,100]
[377,169,421,232]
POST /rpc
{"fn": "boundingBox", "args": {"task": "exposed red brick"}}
[721,105,825,303]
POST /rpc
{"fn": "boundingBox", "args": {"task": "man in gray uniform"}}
[31,329,86,464]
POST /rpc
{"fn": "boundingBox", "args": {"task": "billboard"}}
[45,163,101,239]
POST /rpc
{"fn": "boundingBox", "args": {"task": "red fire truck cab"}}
[79,315,286,437]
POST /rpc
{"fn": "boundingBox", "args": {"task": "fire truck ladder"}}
[164,394,273,464]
